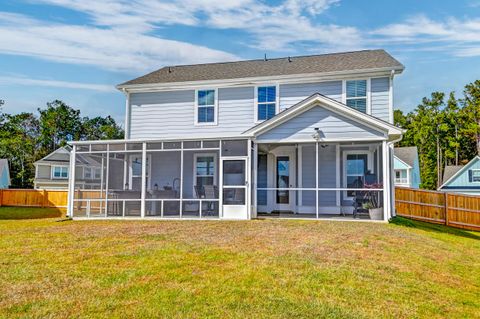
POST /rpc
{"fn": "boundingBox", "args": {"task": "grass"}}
[0,212,479,318]
[0,206,64,219]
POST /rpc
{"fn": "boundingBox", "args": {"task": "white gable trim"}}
[439,156,480,189]
[393,155,412,169]
[243,94,404,139]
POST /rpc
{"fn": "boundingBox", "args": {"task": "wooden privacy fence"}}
[0,189,68,208]
[395,187,480,231]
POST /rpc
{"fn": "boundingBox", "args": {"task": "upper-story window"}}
[346,80,367,113]
[196,89,216,124]
[52,166,68,179]
[257,86,276,121]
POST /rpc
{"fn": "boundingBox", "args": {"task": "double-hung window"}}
[395,169,408,184]
[346,80,367,113]
[84,167,92,179]
[52,166,68,179]
[470,169,480,182]
[196,89,216,124]
[195,155,215,188]
[257,86,276,121]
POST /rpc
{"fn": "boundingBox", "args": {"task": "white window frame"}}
[343,78,370,114]
[194,88,218,126]
[51,165,69,179]
[128,154,152,190]
[471,169,480,183]
[193,153,217,194]
[94,167,101,179]
[254,84,280,123]
[394,169,409,185]
[84,167,92,179]
[342,150,373,199]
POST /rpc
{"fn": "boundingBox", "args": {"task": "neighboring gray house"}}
[439,156,480,195]
[34,147,103,190]
[393,146,421,188]
[0,159,11,189]
[67,49,405,221]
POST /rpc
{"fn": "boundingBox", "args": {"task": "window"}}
[195,155,215,188]
[346,80,367,113]
[471,169,480,182]
[395,169,408,184]
[84,167,92,179]
[94,168,101,179]
[196,89,216,124]
[52,166,68,179]
[257,86,276,121]
[129,155,150,190]
[345,153,368,197]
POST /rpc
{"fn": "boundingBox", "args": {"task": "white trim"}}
[252,142,258,218]
[140,142,146,218]
[254,84,280,124]
[393,155,412,169]
[124,90,130,139]
[342,149,373,200]
[345,78,370,114]
[244,94,403,138]
[389,74,394,124]
[439,156,480,189]
[51,165,69,179]
[67,145,76,217]
[193,153,218,195]
[117,67,404,92]
[298,145,303,206]
[315,142,319,218]
[470,169,480,183]
[194,88,218,126]
[336,144,340,206]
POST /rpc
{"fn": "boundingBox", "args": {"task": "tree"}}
[0,113,39,187]
[38,100,82,155]
[81,116,124,140]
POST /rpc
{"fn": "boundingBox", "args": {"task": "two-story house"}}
[67,49,405,221]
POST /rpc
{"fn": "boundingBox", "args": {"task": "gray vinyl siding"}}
[370,77,390,122]
[257,106,385,141]
[279,81,342,110]
[37,164,51,179]
[129,87,254,139]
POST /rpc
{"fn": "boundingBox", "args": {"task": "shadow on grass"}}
[390,216,480,240]
[0,207,65,220]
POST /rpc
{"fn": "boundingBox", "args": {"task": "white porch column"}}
[140,142,147,218]
[67,144,76,218]
[179,142,184,218]
[252,141,258,219]
[104,145,110,217]
[315,141,319,218]
[382,141,391,221]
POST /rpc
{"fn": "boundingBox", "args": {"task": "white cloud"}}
[0,75,115,92]
[371,15,480,56]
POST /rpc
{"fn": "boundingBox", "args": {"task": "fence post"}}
[444,192,448,227]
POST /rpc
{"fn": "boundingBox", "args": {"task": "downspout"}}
[123,88,130,140]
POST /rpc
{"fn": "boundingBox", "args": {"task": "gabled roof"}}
[118,49,404,87]
[35,146,102,166]
[394,146,418,168]
[439,156,480,189]
[242,93,404,139]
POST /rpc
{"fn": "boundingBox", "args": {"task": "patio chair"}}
[203,185,219,216]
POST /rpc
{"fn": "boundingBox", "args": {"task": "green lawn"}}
[0,206,64,219]
[0,212,479,318]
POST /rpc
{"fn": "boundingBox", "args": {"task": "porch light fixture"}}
[312,127,322,141]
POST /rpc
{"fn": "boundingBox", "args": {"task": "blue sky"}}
[1,0,480,125]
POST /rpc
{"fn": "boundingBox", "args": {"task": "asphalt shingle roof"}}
[119,49,404,87]
[443,165,464,184]
[394,146,418,168]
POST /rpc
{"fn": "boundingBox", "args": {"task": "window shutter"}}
[468,170,473,182]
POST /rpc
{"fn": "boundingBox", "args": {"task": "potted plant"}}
[362,183,383,220]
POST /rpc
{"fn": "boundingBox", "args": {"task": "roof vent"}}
[288,56,292,62]
[264,53,267,61]
[168,67,172,73]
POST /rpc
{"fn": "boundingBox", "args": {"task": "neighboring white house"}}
[67,49,405,221]
[438,156,480,195]
[0,159,11,189]
[34,146,103,190]
[393,146,421,188]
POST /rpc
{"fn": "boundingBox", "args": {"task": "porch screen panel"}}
[257,154,267,205]
[221,140,248,157]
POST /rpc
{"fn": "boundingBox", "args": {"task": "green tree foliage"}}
[395,80,480,190]
[0,100,124,188]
